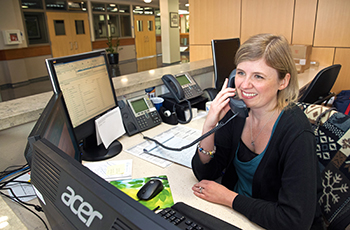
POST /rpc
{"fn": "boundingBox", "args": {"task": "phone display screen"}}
[131,98,149,114]
[176,74,191,86]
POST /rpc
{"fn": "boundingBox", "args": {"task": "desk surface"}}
[111,116,263,230]
[0,65,325,229]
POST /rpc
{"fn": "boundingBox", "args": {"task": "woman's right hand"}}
[204,78,236,130]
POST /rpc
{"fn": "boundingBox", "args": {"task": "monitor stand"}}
[81,135,122,161]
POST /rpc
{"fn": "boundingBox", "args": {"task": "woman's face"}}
[235,58,289,110]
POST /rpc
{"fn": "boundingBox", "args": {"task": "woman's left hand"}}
[192,180,237,208]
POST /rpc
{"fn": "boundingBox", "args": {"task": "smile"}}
[242,91,257,97]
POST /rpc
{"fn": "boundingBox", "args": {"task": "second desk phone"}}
[118,95,162,136]
[162,73,203,103]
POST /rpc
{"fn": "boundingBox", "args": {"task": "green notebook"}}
[110,175,174,210]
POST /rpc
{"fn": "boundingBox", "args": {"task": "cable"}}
[0,166,30,183]
[0,190,48,230]
[0,164,28,179]
[1,187,43,212]
[143,112,239,151]
[0,165,49,229]
[174,99,193,124]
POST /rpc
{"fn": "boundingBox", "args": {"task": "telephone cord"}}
[143,112,238,151]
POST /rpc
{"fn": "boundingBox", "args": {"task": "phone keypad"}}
[136,111,161,130]
[184,85,202,99]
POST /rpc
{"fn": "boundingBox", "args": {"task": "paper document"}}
[128,126,202,168]
[5,172,36,202]
[84,159,132,181]
[125,140,173,168]
[95,107,125,149]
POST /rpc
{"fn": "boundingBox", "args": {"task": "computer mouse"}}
[137,179,164,201]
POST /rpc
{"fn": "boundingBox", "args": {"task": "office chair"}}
[203,38,240,101]
[298,64,341,105]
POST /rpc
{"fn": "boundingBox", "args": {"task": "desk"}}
[0,114,263,230]
[0,65,324,229]
[109,116,263,230]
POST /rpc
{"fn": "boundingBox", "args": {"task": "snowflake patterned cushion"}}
[298,102,350,230]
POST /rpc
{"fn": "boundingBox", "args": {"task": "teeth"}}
[242,91,257,97]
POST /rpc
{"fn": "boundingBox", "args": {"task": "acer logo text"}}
[61,186,103,227]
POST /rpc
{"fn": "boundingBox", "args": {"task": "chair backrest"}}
[298,64,341,104]
[211,38,240,90]
[298,102,350,230]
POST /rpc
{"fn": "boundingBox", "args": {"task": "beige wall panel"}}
[310,47,335,67]
[189,0,240,45]
[189,45,212,62]
[332,48,350,94]
[241,0,294,43]
[314,0,350,47]
[25,56,51,80]
[292,0,317,45]
[6,59,29,84]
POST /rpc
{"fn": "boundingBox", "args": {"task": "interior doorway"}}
[133,15,157,59]
[46,12,92,58]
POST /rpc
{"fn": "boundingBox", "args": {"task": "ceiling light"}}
[144,0,152,3]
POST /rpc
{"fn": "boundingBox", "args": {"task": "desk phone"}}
[118,95,162,136]
[162,73,203,103]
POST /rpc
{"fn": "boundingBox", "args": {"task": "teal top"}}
[233,111,284,197]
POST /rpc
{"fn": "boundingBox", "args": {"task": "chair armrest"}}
[314,92,335,105]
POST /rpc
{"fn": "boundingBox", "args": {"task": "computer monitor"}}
[24,93,81,166]
[31,138,179,230]
[45,50,122,161]
[211,38,240,90]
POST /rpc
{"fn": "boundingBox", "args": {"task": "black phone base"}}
[161,95,208,121]
[81,135,122,161]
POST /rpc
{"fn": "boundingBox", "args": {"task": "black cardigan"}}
[192,104,324,230]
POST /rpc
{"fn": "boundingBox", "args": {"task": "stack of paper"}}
[84,159,132,181]
[126,126,202,168]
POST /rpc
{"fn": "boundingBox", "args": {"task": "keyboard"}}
[157,202,242,230]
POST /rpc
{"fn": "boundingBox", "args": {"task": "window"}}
[108,15,120,37]
[23,11,49,45]
[133,6,155,15]
[54,20,65,35]
[21,0,43,9]
[21,0,87,45]
[45,0,67,10]
[92,2,131,39]
[68,1,87,11]
[93,14,106,38]
[155,9,161,35]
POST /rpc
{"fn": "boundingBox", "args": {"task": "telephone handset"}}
[227,69,249,118]
[142,69,249,152]
[118,95,162,136]
[162,73,203,103]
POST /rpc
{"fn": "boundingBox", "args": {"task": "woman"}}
[191,34,323,230]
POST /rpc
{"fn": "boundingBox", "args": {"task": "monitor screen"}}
[46,50,122,161]
[211,38,240,90]
[24,93,81,165]
[31,138,179,230]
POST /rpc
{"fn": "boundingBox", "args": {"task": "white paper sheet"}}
[84,159,132,181]
[95,107,125,149]
[127,126,202,168]
[5,172,36,202]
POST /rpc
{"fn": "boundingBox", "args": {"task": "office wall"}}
[0,1,159,87]
[189,0,350,94]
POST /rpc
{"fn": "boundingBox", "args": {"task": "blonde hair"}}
[235,34,299,109]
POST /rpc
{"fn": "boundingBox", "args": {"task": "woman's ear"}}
[278,73,290,91]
